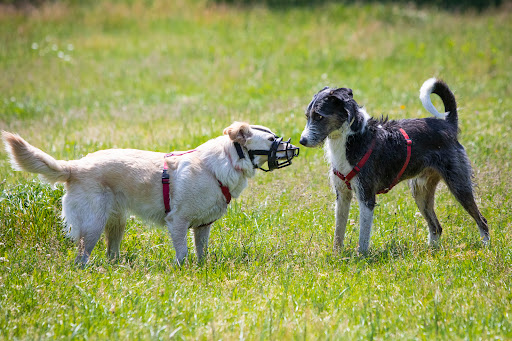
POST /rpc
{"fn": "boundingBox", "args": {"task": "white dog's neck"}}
[198,136,255,198]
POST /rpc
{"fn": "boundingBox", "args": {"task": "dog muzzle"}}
[248,137,300,172]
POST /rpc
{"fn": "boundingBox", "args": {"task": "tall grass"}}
[1,0,511,339]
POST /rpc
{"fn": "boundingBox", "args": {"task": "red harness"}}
[333,128,412,195]
[162,150,231,214]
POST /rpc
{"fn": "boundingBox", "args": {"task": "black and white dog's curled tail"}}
[419,78,458,127]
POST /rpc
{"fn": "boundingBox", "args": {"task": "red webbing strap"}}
[162,150,197,214]
[165,150,197,158]
[193,182,231,228]
[162,150,232,214]
[333,169,351,189]
[377,128,412,194]
[333,137,376,190]
[219,181,232,204]
[333,129,412,194]
[344,137,376,182]
[162,161,171,213]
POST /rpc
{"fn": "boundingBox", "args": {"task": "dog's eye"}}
[313,113,323,121]
[268,136,275,141]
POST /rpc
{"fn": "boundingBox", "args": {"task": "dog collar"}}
[333,128,412,194]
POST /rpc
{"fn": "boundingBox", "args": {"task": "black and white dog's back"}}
[300,78,489,253]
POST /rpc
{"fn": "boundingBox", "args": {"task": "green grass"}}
[1,0,511,339]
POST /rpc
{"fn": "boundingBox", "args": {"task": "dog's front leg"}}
[165,215,190,266]
[334,188,353,252]
[356,193,376,254]
[193,224,211,263]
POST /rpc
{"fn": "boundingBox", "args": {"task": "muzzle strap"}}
[234,142,246,159]
[247,137,299,172]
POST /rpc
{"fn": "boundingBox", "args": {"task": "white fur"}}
[333,188,353,252]
[325,122,352,180]
[324,107,370,189]
[420,78,448,119]
[358,107,371,132]
[2,123,287,265]
[320,105,371,184]
[358,201,375,252]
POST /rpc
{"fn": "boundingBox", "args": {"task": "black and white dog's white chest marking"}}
[325,126,352,176]
[300,79,490,253]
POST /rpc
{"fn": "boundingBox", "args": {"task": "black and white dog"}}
[300,78,490,253]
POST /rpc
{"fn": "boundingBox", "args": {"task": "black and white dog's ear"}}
[312,87,330,101]
[307,87,330,113]
[343,88,353,98]
[329,87,353,101]
[327,88,364,131]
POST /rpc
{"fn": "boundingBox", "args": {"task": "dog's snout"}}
[287,144,299,157]
[299,136,308,146]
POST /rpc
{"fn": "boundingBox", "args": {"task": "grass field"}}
[1,0,511,339]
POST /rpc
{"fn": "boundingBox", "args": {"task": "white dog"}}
[2,122,299,265]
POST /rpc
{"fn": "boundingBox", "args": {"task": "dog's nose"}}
[299,136,308,146]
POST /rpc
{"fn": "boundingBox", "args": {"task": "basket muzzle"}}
[248,136,300,172]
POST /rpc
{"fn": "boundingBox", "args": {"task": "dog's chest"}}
[188,196,228,228]
[325,135,352,175]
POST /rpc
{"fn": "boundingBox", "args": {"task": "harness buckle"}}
[162,169,170,184]
[345,181,352,190]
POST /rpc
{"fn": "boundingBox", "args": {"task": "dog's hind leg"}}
[438,156,490,244]
[63,188,113,265]
[193,224,211,262]
[409,170,443,246]
[105,209,127,260]
[165,215,190,266]
[334,188,353,252]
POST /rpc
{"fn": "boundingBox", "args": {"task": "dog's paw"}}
[481,234,491,247]
[428,233,441,248]
[333,241,344,254]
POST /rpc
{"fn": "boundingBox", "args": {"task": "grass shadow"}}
[209,0,503,12]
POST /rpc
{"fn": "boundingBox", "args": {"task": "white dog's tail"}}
[2,131,71,184]
[419,78,458,127]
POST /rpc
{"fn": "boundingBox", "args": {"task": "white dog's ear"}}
[223,122,253,145]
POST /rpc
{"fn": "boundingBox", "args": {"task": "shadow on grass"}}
[327,237,491,267]
[62,235,492,272]
[210,0,503,12]
[325,243,419,267]
[2,0,504,11]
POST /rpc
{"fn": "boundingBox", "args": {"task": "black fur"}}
[432,80,458,126]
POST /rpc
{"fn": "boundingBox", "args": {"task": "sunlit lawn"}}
[1,1,511,339]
